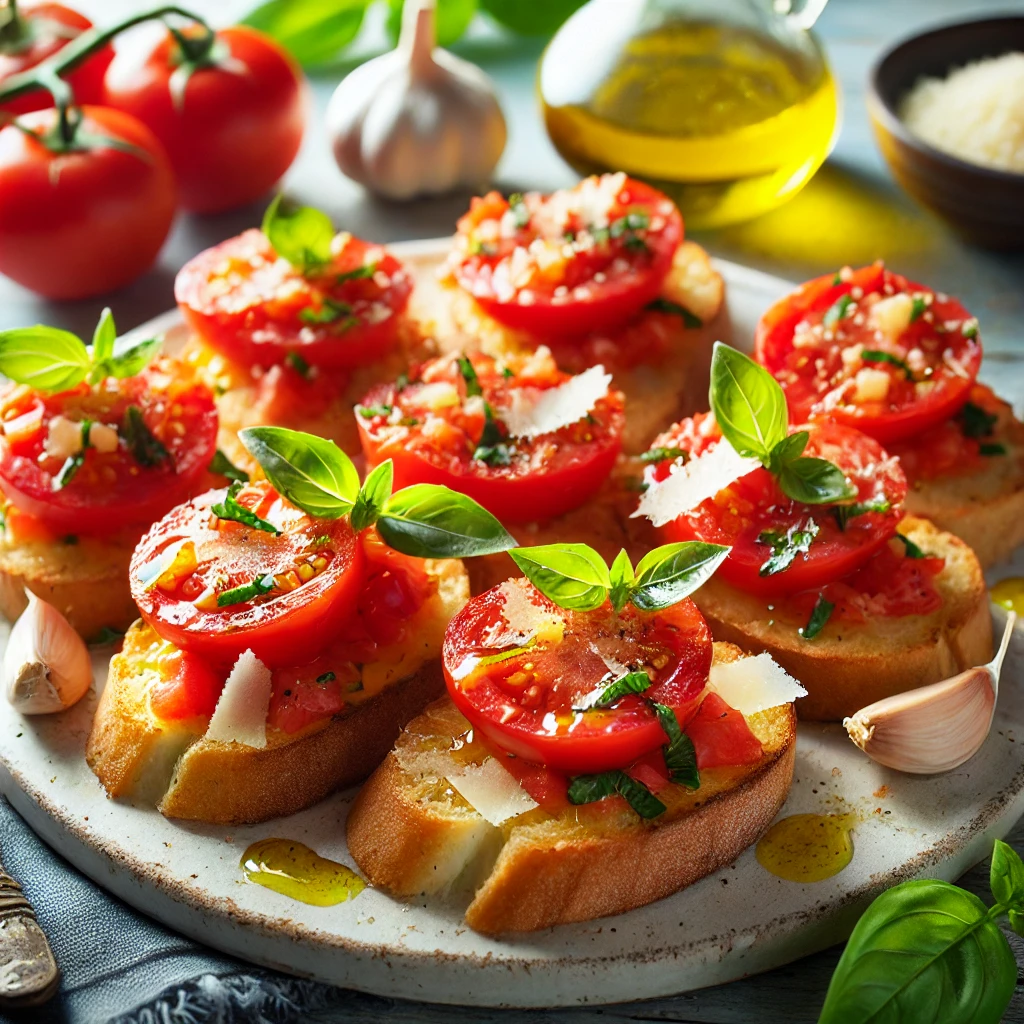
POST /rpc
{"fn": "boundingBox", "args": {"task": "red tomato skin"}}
[685,693,764,769]
[102,26,306,214]
[0,105,176,299]
[150,651,226,722]
[0,4,113,116]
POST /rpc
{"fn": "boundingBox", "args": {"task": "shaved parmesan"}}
[500,365,611,439]
[633,438,761,527]
[446,757,538,825]
[204,649,272,748]
[489,580,564,648]
[708,653,807,716]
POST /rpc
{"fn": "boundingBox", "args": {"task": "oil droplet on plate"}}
[756,813,855,883]
[991,578,1024,616]
[240,838,365,906]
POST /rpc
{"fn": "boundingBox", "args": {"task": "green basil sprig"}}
[0,308,161,394]
[757,518,819,577]
[568,770,666,820]
[709,342,856,506]
[238,426,515,559]
[262,195,336,275]
[819,839,1024,1024]
[211,482,279,535]
[508,541,729,614]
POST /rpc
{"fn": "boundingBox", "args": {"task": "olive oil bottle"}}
[539,1,839,228]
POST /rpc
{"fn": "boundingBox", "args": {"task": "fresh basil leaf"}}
[91,308,116,364]
[799,594,833,640]
[480,0,587,35]
[243,0,367,67]
[378,484,516,558]
[285,352,314,379]
[757,518,819,577]
[960,401,997,439]
[776,456,857,505]
[507,191,530,229]
[1010,909,1024,938]
[567,769,666,819]
[211,482,280,535]
[123,405,170,468]
[217,573,276,608]
[897,533,927,559]
[472,404,512,465]
[861,349,914,380]
[239,426,359,519]
[833,495,890,531]
[766,430,809,471]
[608,548,635,612]
[630,542,730,612]
[336,261,378,284]
[209,449,249,484]
[592,670,650,708]
[473,442,514,466]
[0,326,90,392]
[980,443,1007,456]
[651,701,699,789]
[709,342,788,461]
[90,335,162,383]
[316,671,337,684]
[55,423,90,489]
[614,771,666,818]
[458,355,482,397]
[910,296,927,322]
[640,445,689,464]
[357,404,391,419]
[645,298,702,328]
[351,459,394,532]
[261,195,335,273]
[822,293,853,328]
[990,839,1024,908]
[508,543,611,611]
[963,319,979,340]
[818,878,1016,1024]
[297,298,352,326]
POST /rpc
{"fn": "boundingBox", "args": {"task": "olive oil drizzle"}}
[240,838,365,906]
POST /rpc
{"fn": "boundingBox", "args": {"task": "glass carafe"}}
[539,0,838,228]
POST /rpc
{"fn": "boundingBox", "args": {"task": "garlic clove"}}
[4,591,93,715]
[843,611,1016,774]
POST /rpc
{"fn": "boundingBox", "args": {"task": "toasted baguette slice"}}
[0,529,140,640]
[347,642,796,934]
[425,241,725,454]
[693,517,992,722]
[86,558,470,825]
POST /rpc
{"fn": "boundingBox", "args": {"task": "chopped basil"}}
[298,298,354,326]
[652,701,699,789]
[962,319,979,340]
[500,366,515,379]
[567,769,666,819]
[468,238,498,257]
[757,518,820,577]
[641,446,688,464]
[862,350,914,380]
[347,680,364,693]
[457,355,482,397]
[832,272,842,285]
[960,401,998,439]
[823,294,853,328]
[357,404,392,419]
[472,404,512,466]
[217,573,276,607]
[209,449,249,483]
[910,296,927,322]
[316,671,337,684]
[592,670,651,708]
[211,482,280,535]
[336,262,377,284]
[981,443,1007,456]
[508,192,530,229]
[645,298,702,328]
[833,495,891,531]
[55,419,93,489]
[897,533,927,559]
[799,594,834,640]
[611,211,650,236]
[123,405,170,468]
[285,351,312,378]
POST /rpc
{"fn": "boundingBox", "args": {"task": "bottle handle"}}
[775,0,829,31]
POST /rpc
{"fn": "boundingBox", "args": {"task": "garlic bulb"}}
[4,591,92,715]
[326,0,507,199]
[844,612,1016,774]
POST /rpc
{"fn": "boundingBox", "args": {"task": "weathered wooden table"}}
[2,0,1023,1020]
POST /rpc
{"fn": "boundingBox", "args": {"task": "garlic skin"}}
[4,592,93,715]
[326,0,507,200]
[844,612,1016,774]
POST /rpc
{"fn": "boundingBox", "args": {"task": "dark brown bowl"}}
[867,16,1024,250]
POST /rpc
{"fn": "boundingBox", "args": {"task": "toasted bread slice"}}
[347,642,796,934]
[693,517,992,722]
[426,241,725,454]
[86,558,470,825]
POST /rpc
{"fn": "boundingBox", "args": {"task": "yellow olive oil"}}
[991,578,1024,617]
[540,20,839,228]
[241,838,365,906]
[755,812,855,883]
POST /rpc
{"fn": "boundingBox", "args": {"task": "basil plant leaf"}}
[209,449,249,484]
[0,326,90,392]
[767,430,808,471]
[1009,909,1024,939]
[378,484,516,558]
[776,456,857,505]
[91,335,162,383]
[567,769,666,820]
[990,838,1024,908]
[239,426,359,519]
[508,543,612,611]
[651,701,699,789]
[243,0,367,68]
[608,548,635,612]
[480,0,587,36]
[630,542,731,612]
[261,194,336,273]
[709,341,788,462]
[819,878,1017,1024]
[91,307,116,363]
[351,459,394,533]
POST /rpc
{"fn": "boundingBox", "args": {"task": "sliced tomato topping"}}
[755,264,981,444]
[443,579,712,774]
[495,753,572,815]
[150,651,226,722]
[449,175,682,337]
[0,362,218,535]
[356,350,624,523]
[685,693,763,769]
[648,415,907,596]
[131,480,365,669]
[267,654,358,734]
[176,228,412,371]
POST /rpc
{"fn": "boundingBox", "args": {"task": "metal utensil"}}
[0,853,59,1008]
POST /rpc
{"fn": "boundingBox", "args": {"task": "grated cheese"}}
[500,365,612,439]
[708,653,807,715]
[204,649,272,748]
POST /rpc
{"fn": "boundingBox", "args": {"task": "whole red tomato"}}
[0,105,176,299]
[102,25,306,214]
[0,2,113,115]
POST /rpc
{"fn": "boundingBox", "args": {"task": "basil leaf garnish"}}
[709,342,788,461]
[766,430,809,469]
[910,295,927,322]
[217,573,276,607]
[91,307,116,364]
[897,533,927,559]
[567,769,666,819]
[776,455,857,505]
[211,482,279,535]
[592,670,651,708]
[239,426,359,519]
[508,193,530,229]
[980,443,1007,456]
[640,445,688,464]
[800,594,833,640]
[757,518,819,577]
[298,298,353,325]
[378,484,516,558]
[336,262,377,284]
[822,293,853,328]
[351,459,393,532]
[458,355,483,397]
[991,838,1024,907]
[261,194,335,274]
[833,495,890,531]
[645,298,702,328]
[316,671,337,684]
[285,351,313,378]
[0,326,91,392]
[123,405,171,468]
[608,547,635,612]
[55,420,92,489]
[509,543,612,611]
[861,349,913,380]
[473,405,512,466]
[209,449,249,484]
[91,334,162,384]
[630,542,731,612]
[958,401,997,439]
[651,701,699,789]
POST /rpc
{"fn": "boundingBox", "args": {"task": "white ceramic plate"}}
[1,241,1021,1009]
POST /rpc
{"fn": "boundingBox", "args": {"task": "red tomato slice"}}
[131,481,365,669]
[755,264,981,444]
[647,415,907,596]
[443,579,712,774]
[450,175,682,337]
[356,350,624,523]
[0,362,218,535]
[267,654,359,734]
[176,228,412,371]
[150,651,226,722]
[685,693,763,769]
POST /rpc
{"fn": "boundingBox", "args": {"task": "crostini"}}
[348,542,802,933]
[429,174,725,453]
[0,311,219,640]
[635,343,992,721]
[175,197,431,467]
[755,263,1024,568]
[86,426,514,824]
